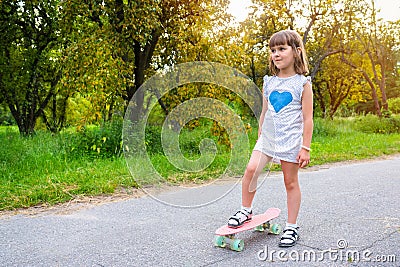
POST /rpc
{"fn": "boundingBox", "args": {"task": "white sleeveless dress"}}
[253,74,311,163]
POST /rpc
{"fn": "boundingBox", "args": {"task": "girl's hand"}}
[297,148,310,168]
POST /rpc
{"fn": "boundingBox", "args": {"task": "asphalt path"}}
[1,156,399,266]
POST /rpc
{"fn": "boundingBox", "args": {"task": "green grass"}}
[1,115,400,210]
[311,117,400,164]
[0,127,135,210]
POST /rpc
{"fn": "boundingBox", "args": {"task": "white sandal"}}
[279,226,299,247]
[227,209,253,228]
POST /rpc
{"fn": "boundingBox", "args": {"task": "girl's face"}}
[270,44,298,73]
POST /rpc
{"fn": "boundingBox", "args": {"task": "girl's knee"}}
[284,179,300,191]
[243,163,258,182]
[245,163,258,175]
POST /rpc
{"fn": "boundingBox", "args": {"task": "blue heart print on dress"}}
[269,91,293,113]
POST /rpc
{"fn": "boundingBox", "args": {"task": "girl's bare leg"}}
[241,150,272,207]
[281,161,301,224]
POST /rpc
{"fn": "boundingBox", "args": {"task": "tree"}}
[246,0,400,118]
[0,0,62,135]
[340,0,400,116]
[313,54,365,118]
[238,0,345,84]
[61,0,217,123]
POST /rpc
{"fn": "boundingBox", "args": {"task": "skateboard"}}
[214,207,281,252]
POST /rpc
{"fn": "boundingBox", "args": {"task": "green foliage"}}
[0,105,14,126]
[353,114,400,134]
[313,118,339,137]
[0,126,134,210]
[159,82,254,148]
[2,0,400,208]
[310,117,400,165]
[388,98,400,114]
[2,115,400,210]
[144,119,236,155]
[179,120,232,155]
[65,118,123,158]
[0,0,64,135]
[313,54,367,119]
[144,125,163,155]
[1,0,399,137]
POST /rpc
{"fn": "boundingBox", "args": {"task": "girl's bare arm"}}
[298,81,313,167]
[258,94,268,137]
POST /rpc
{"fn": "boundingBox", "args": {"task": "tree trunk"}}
[313,83,327,118]
[363,72,382,117]
[129,29,161,122]
[341,54,382,117]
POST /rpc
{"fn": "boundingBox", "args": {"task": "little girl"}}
[227,30,313,247]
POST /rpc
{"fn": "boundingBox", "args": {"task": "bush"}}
[144,124,220,156]
[179,125,220,155]
[0,106,15,126]
[65,118,123,158]
[145,125,163,154]
[313,118,339,137]
[388,98,400,114]
[353,114,400,134]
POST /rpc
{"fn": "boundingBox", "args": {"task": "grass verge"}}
[1,116,400,210]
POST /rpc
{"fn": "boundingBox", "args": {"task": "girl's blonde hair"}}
[268,30,309,75]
